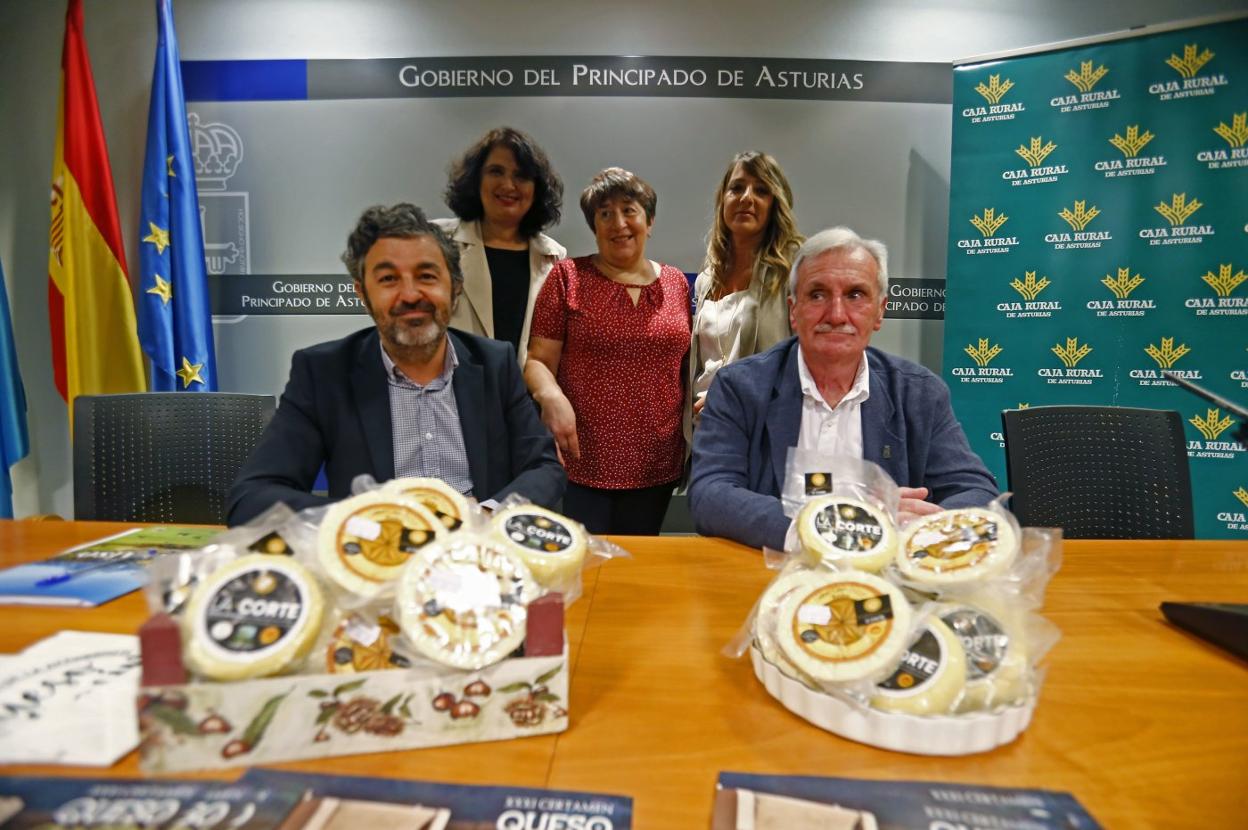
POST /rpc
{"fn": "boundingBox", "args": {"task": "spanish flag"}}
[48,0,146,414]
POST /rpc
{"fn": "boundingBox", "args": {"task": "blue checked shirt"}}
[379,339,474,495]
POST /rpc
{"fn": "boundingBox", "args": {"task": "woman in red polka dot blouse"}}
[525,168,691,535]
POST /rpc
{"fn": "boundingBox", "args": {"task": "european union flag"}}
[0,257,30,518]
[138,0,217,392]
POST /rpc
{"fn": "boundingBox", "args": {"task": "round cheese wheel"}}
[318,492,445,598]
[896,508,1019,585]
[325,614,412,674]
[396,537,538,670]
[796,496,897,572]
[383,477,472,533]
[184,554,324,681]
[938,600,1029,711]
[870,617,967,715]
[774,570,913,684]
[492,504,588,589]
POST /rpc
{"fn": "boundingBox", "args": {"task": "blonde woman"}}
[687,152,803,436]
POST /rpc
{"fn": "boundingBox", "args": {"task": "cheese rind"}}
[754,572,820,687]
[896,508,1019,585]
[318,492,445,598]
[396,537,538,670]
[184,554,324,681]
[796,496,897,572]
[774,570,913,684]
[870,617,967,714]
[492,504,588,589]
[382,477,472,533]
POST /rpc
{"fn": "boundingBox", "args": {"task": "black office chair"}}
[1001,405,1194,539]
[73,392,276,524]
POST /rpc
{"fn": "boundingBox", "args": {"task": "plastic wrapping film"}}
[731,455,1063,752]
[144,476,629,684]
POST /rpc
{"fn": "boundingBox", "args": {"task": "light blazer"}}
[435,218,566,366]
[688,338,999,551]
[226,327,565,526]
[684,265,792,446]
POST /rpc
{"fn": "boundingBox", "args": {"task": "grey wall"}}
[2,0,1245,517]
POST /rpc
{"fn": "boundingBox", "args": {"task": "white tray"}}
[750,644,1035,755]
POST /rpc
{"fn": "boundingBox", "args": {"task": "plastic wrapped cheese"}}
[774,569,913,684]
[796,495,897,572]
[184,554,324,681]
[382,477,471,533]
[938,599,1029,711]
[870,616,967,714]
[318,492,445,598]
[896,508,1019,585]
[492,504,588,589]
[396,536,538,670]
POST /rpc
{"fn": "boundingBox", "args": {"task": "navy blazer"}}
[227,327,565,525]
[688,338,998,551]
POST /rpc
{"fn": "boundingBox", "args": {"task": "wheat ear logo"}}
[1015,137,1057,167]
[1202,264,1247,297]
[1167,44,1214,79]
[1058,200,1100,231]
[1213,112,1248,148]
[1154,193,1202,226]
[1190,408,1234,441]
[1102,267,1145,300]
[970,208,1008,237]
[1052,337,1092,369]
[1145,337,1191,369]
[964,338,1002,368]
[1065,60,1108,93]
[1010,271,1050,301]
[1235,487,1248,509]
[1109,125,1155,158]
[975,74,1014,104]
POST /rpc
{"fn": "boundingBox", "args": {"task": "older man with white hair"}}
[688,226,997,551]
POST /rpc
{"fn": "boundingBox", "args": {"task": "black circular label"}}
[814,502,884,552]
[504,514,573,553]
[878,626,943,692]
[204,568,305,654]
[941,607,1009,680]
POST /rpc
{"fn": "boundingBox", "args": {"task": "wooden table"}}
[2,521,1246,828]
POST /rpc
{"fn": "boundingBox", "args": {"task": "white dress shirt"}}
[783,347,871,549]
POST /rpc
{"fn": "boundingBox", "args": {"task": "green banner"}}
[943,16,1248,538]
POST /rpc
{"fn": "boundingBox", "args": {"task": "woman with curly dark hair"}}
[436,126,565,365]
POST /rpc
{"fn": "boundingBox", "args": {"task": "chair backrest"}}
[1001,405,1194,539]
[73,393,276,524]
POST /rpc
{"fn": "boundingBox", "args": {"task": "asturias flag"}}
[138,0,217,392]
[48,0,146,416]
[0,258,30,519]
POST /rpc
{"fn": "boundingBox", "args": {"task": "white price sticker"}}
[345,516,382,541]
[797,604,833,625]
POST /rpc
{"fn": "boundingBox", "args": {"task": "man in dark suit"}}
[688,226,997,551]
[227,203,564,526]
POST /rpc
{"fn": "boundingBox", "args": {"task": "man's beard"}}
[368,297,450,359]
